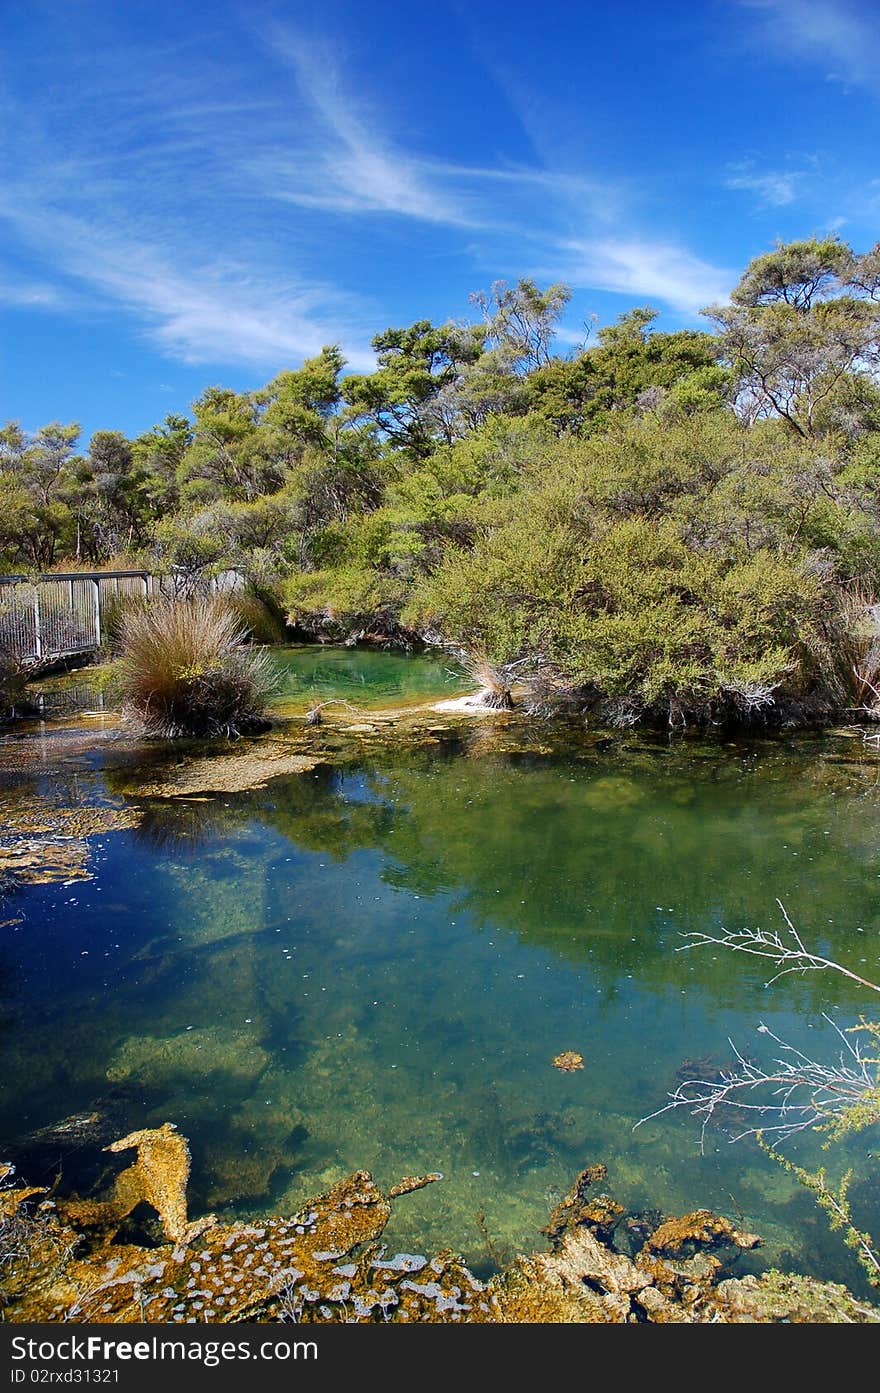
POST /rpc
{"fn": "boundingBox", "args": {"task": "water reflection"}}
[1,726,879,1295]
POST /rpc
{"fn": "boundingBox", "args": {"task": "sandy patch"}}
[430,692,507,717]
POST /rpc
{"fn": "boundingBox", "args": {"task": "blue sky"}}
[1,0,879,446]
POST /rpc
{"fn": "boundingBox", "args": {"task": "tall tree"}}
[133,414,193,516]
[342,320,485,457]
[0,421,80,568]
[471,277,571,373]
[707,237,880,439]
[80,430,150,556]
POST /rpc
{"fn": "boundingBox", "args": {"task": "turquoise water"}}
[1,717,879,1294]
[25,644,470,717]
[269,645,469,711]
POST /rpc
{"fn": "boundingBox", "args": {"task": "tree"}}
[81,430,150,556]
[471,277,571,373]
[707,237,880,439]
[848,241,880,302]
[178,387,267,503]
[527,308,727,435]
[133,414,193,516]
[257,345,345,453]
[0,420,80,568]
[342,319,484,457]
[405,412,874,726]
[730,236,854,311]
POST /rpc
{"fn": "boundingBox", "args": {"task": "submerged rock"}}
[106,1029,270,1089]
[133,744,321,797]
[57,1123,210,1246]
[2,1133,877,1324]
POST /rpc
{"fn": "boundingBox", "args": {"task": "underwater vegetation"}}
[2,1127,877,1323]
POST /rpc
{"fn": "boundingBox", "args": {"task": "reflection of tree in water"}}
[132,798,240,853]
[211,738,880,1015]
[252,763,397,861]
[370,746,880,1012]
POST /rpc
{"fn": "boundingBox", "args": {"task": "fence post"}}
[92,578,102,648]
[33,589,43,660]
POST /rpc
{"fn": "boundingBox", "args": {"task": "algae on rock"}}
[3,1130,878,1324]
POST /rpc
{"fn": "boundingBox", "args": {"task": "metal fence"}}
[0,571,155,662]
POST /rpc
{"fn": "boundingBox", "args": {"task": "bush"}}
[118,596,280,737]
[225,590,287,644]
[406,414,876,727]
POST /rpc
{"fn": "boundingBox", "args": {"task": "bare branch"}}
[636,1015,876,1150]
[677,900,880,995]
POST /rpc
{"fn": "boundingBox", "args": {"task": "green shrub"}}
[406,414,872,727]
[118,596,280,737]
[225,590,287,644]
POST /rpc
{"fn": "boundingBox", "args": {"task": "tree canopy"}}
[4,242,880,728]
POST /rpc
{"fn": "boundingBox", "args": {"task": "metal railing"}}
[0,570,155,661]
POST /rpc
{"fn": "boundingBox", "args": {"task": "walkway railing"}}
[0,570,155,662]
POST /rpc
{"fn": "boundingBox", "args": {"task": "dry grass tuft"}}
[118,596,279,737]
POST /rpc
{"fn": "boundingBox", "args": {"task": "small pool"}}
[2,726,879,1295]
[269,645,470,713]
[25,646,472,720]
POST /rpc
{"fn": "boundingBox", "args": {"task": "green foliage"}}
[408,413,866,724]
[4,242,880,729]
[342,319,484,457]
[471,277,572,373]
[526,308,728,435]
[0,420,81,569]
[709,236,880,440]
[225,590,287,645]
[818,1021,880,1145]
[730,236,854,310]
[758,1136,880,1290]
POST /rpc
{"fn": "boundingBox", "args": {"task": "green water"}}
[26,644,470,718]
[1,717,879,1295]
[269,645,470,712]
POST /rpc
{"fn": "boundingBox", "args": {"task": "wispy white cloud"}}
[738,0,880,91]
[262,31,479,225]
[0,16,734,378]
[0,276,63,309]
[724,160,804,207]
[0,195,375,371]
[556,238,733,315]
[258,30,617,232]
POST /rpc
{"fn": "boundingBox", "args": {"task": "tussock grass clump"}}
[118,596,279,737]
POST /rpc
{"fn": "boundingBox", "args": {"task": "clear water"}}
[269,645,470,712]
[26,644,470,717]
[1,711,879,1295]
